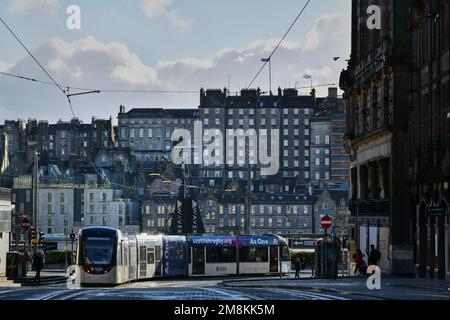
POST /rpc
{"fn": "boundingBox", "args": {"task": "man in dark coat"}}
[368,245,381,266]
[32,251,44,283]
[294,258,301,278]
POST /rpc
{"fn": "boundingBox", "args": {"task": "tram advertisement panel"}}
[238,236,280,248]
[188,236,236,247]
[162,236,187,277]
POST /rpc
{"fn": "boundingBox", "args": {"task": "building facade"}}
[407,0,450,279]
[117,106,199,163]
[0,188,13,277]
[340,0,414,274]
[198,87,313,193]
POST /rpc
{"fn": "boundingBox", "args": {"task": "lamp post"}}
[303,74,313,90]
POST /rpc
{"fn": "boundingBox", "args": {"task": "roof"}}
[119,108,199,119]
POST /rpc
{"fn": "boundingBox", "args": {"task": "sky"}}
[0,0,351,123]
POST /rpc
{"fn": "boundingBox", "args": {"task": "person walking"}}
[294,257,301,278]
[368,245,381,266]
[353,249,364,275]
[32,251,44,283]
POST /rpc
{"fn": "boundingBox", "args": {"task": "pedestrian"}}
[353,249,364,275]
[294,257,301,278]
[368,245,381,266]
[32,251,44,283]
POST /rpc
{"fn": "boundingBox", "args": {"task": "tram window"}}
[239,247,268,262]
[281,245,291,261]
[155,246,161,261]
[206,247,236,263]
[147,248,155,264]
[117,243,123,266]
[140,246,146,262]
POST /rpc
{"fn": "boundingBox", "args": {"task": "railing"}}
[0,187,11,202]
[349,198,390,216]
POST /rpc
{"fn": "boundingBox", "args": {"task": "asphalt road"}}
[0,277,449,300]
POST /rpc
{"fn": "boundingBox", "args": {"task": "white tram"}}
[76,227,291,286]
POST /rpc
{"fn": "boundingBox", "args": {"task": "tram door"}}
[269,246,279,272]
[139,246,147,277]
[192,246,205,275]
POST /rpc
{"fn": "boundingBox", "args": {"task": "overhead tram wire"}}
[247,0,312,89]
[0,71,199,94]
[0,16,177,211]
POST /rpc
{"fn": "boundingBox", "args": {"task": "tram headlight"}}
[84,265,93,273]
[103,266,113,274]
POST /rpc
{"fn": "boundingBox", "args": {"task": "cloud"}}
[0,11,350,122]
[138,0,191,30]
[305,12,350,52]
[0,62,13,72]
[9,0,60,14]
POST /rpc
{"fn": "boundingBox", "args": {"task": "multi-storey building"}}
[0,120,26,155]
[117,106,199,163]
[141,191,313,237]
[37,186,139,234]
[198,87,313,193]
[340,0,414,274]
[407,0,450,279]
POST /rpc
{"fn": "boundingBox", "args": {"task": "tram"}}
[76,227,291,285]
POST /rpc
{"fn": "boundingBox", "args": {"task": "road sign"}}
[321,215,332,230]
[20,217,30,232]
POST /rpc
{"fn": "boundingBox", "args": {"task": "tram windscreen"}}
[82,237,115,265]
[281,245,291,261]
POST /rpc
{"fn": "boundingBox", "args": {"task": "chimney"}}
[328,87,338,99]
[119,105,126,114]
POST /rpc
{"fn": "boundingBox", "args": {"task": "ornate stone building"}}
[340,0,414,274]
[407,0,450,279]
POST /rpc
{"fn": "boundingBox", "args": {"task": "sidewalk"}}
[221,274,450,297]
[7,270,67,287]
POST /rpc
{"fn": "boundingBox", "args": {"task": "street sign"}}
[321,215,332,230]
[20,217,30,232]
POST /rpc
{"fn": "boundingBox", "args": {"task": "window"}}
[260,218,264,227]
[148,128,153,138]
[315,158,320,166]
[102,193,107,202]
[47,204,52,214]
[325,135,330,144]
[48,193,52,203]
[130,129,135,138]
[60,204,65,214]
[304,108,310,115]
[271,108,276,115]
[60,193,65,203]
[315,172,320,180]
[294,108,299,115]
[204,118,209,125]
[239,247,268,262]
[325,158,330,166]
[139,128,144,138]
[315,135,320,144]
[206,247,236,263]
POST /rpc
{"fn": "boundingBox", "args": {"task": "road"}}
[0,276,449,300]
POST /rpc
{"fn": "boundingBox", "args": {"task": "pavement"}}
[220,274,450,300]
[1,271,449,300]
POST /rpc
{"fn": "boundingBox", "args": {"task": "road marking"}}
[201,287,262,300]
[271,288,349,300]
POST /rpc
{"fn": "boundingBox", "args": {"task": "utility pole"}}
[244,162,252,235]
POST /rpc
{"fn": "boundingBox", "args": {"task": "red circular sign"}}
[320,215,332,230]
[21,217,30,231]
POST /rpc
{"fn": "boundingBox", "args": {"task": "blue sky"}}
[0,0,351,122]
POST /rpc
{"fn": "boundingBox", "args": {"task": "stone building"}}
[407,0,450,279]
[117,106,199,163]
[340,0,414,274]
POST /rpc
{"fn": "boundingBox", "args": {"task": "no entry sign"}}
[21,217,30,232]
[321,215,332,230]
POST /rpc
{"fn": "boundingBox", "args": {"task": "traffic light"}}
[30,227,36,240]
[38,232,44,244]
